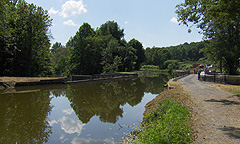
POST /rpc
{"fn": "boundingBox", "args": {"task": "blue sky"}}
[25,0,203,48]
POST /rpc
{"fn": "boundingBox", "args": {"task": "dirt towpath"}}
[178,74,240,144]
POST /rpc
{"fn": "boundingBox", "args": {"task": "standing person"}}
[198,69,201,80]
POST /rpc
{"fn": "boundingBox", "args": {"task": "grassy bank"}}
[127,82,193,143]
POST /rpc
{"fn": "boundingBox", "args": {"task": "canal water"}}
[0,75,170,144]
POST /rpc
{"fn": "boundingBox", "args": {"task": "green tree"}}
[127,39,145,70]
[118,45,137,72]
[176,0,240,74]
[51,42,62,54]
[68,22,96,74]
[0,0,53,76]
[97,21,124,42]
[164,60,180,72]
[51,42,70,76]
[84,35,112,74]
[101,38,122,73]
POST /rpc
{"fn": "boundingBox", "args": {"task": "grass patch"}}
[125,82,194,143]
[140,65,159,70]
[210,84,240,94]
[232,91,240,95]
[131,100,192,144]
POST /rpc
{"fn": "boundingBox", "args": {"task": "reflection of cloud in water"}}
[48,119,58,126]
[63,108,74,115]
[71,137,115,144]
[60,117,85,135]
[60,134,68,143]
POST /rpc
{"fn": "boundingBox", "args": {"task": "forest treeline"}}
[51,23,207,76]
[1,0,207,77]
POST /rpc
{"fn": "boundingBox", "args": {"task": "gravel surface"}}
[178,74,240,144]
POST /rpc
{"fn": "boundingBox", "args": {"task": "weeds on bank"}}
[233,91,240,95]
[130,100,192,144]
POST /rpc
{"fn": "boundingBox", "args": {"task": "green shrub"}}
[141,65,159,70]
[180,64,193,70]
[233,91,240,95]
[132,100,192,144]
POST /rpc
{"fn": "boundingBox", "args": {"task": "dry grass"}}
[0,77,58,82]
[210,84,240,94]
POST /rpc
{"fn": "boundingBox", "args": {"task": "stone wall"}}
[15,78,67,87]
[71,73,138,81]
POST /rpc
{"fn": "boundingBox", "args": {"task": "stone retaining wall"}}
[15,78,67,87]
[71,73,138,81]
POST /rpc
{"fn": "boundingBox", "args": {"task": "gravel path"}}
[178,74,240,144]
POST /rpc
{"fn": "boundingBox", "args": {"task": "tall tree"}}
[0,0,53,76]
[97,21,124,42]
[51,42,62,54]
[176,0,240,74]
[101,38,122,73]
[127,39,145,70]
[68,22,96,74]
[51,42,70,76]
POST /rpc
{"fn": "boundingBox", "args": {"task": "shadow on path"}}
[204,99,240,105]
[218,126,240,139]
[233,94,240,100]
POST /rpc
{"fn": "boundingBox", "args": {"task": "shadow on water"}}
[218,126,240,139]
[0,74,170,143]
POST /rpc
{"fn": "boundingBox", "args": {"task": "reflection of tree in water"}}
[66,78,146,124]
[140,74,169,94]
[0,91,52,144]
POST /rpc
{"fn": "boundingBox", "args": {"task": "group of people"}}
[193,65,204,80]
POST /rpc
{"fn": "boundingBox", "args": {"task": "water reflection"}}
[71,137,115,144]
[0,74,169,143]
[0,90,52,144]
[59,116,85,135]
[66,78,147,124]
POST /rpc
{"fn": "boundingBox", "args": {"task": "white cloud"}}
[124,21,129,24]
[48,119,58,126]
[63,20,78,26]
[71,137,115,144]
[170,17,178,24]
[60,0,87,17]
[48,7,59,15]
[60,116,85,135]
[63,108,74,115]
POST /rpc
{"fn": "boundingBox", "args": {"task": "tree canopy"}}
[65,21,144,75]
[176,0,240,74]
[0,0,215,77]
[0,0,53,76]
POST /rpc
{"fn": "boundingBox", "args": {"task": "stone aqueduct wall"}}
[71,73,138,81]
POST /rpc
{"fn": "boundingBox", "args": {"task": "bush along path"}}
[178,74,240,143]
